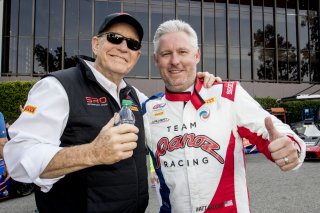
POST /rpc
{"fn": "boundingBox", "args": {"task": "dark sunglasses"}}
[100,32,141,51]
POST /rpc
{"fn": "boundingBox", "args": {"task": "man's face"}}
[154,31,200,92]
[92,22,141,81]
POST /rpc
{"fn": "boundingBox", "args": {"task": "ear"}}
[195,48,201,64]
[92,36,99,55]
[153,53,158,67]
[135,50,141,61]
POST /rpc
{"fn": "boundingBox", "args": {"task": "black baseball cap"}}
[97,12,144,42]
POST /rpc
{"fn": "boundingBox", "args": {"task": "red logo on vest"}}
[85,96,108,105]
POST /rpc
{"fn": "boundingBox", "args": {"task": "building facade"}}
[0,0,319,98]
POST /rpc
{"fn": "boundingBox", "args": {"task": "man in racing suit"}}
[143,19,306,213]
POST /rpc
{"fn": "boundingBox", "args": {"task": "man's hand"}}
[266,117,300,171]
[150,171,159,186]
[91,116,139,165]
[196,71,222,88]
[40,116,139,179]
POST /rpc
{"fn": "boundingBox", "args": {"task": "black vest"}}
[35,58,149,213]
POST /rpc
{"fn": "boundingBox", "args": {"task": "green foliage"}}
[0,81,36,122]
[254,96,277,109]
[280,100,320,124]
[254,96,320,124]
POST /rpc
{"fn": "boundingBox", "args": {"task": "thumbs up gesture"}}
[266,117,300,171]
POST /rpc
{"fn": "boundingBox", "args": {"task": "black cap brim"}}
[97,12,144,42]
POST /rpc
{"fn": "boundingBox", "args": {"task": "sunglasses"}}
[100,32,141,51]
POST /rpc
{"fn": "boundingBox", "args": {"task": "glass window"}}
[64,39,78,69]
[229,47,240,80]
[278,49,288,80]
[276,13,286,49]
[288,50,298,81]
[298,0,308,15]
[308,11,319,52]
[216,1,226,10]
[129,43,148,77]
[229,9,240,47]
[189,7,201,39]
[253,12,263,47]
[163,6,175,21]
[309,1,319,16]
[203,45,215,75]
[163,0,175,7]
[215,10,226,46]
[240,11,250,48]
[254,48,264,80]
[151,55,161,78]
[240,48,252,80]
[287,14,297,50]
[276,0,286,12]
[203,8,215,45]
[50,0,63,38]
[286,0,297,15]
[48,39,62,72]
[310,51,320,82]
[240,0,250,12]
[19,0,33,36]
[151,5,163,49]
[177,6,188,21]
[8,37,18,74]
[216,46,227,79]
[7,0,19,37]
[300,50,310,82]
[253,0,263,12]
[264,12,275,48]
[124,2,149,43]
[35,0,49,37]
[264,49,276,80]
[34,38,49,74]
[177,0,189,7]
[80,0,93,39]
[190,0,201,8]
[79,39,92,57]
[203,1,214,9]
[65,0,79,39]
[229,0,239,11]
[299,16,309,50]
[17,38,33,75]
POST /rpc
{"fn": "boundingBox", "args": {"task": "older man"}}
[4,13,219,213]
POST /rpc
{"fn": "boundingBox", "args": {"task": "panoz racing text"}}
[155,133,225,168]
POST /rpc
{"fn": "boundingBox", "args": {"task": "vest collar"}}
[165,78,205,110]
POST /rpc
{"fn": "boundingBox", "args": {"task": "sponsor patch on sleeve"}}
[222,82,237,101]
[23,105,37,114]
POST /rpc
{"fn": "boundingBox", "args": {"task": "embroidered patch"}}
[24,105,37,114]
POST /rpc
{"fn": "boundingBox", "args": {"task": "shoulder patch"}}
[23,105,37,114]
[222,81,237,101]
[142,92,164,114]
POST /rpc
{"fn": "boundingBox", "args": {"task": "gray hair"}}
[153,19,198,54]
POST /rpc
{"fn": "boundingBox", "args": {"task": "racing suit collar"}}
[165,78,205,110]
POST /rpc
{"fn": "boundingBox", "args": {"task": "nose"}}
[118,39,128,50]
[170,53,180,65]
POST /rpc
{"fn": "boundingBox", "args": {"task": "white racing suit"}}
[142,80,305,213]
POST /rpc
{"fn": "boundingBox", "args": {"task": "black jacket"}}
[35,57,149,213]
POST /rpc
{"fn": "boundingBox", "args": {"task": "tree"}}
[34,44,77,74]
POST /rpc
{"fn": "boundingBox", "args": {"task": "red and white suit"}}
[142,80,305,213]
